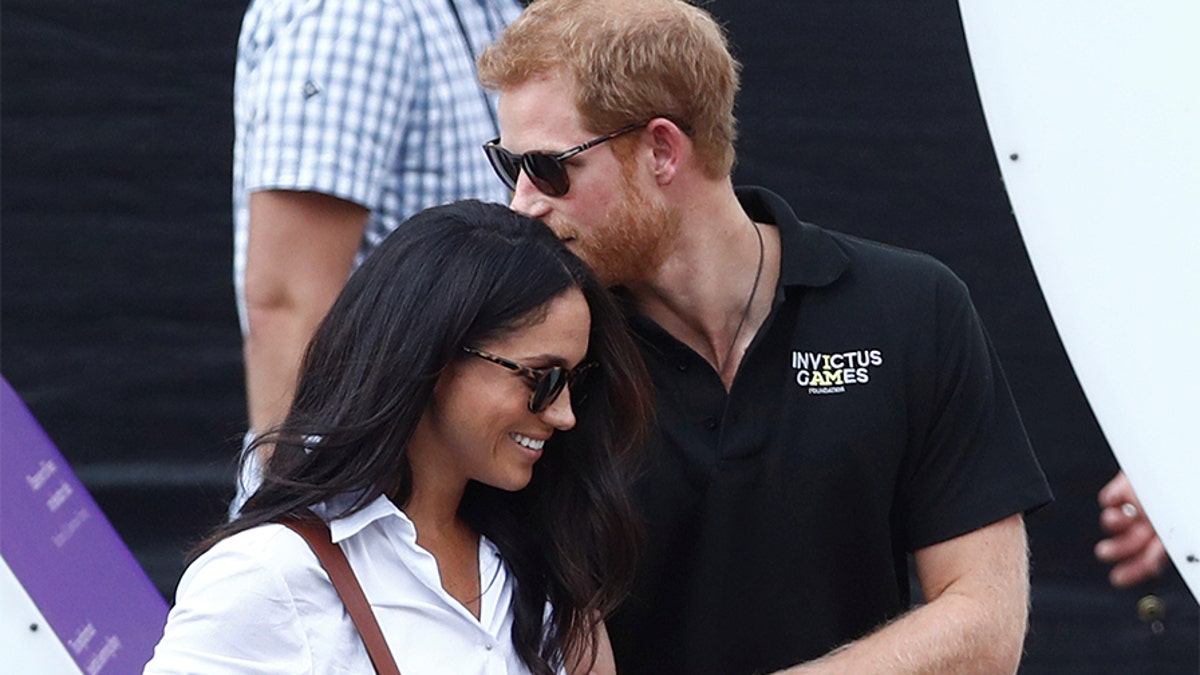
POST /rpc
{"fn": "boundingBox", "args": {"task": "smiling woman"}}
[412,289,593,494]
[143,200,655,675]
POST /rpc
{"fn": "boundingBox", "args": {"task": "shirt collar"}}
[735,185,848,290]
[320,492,412,544]
[319,493,501,561]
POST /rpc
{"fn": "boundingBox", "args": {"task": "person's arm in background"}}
[235,0,417,458]
[779,514,1030,675]
[243,190,368,451]
[1095,470,1168,587]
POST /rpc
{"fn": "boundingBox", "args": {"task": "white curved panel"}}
[0,558,81,674]
[960,0,1199,599]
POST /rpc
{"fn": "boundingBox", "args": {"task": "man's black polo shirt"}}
[608,186,1052,675]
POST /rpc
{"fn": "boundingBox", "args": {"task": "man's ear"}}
[646,117,688,186]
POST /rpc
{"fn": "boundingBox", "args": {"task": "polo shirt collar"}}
[736,186,847,289]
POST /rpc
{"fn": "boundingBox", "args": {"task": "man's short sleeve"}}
[900,271,1052,550]
[238,0,418,208]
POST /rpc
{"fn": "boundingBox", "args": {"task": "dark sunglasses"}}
[462,346,596,413]
[482,122,648,197]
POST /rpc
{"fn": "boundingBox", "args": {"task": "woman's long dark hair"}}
[199,200,653,674]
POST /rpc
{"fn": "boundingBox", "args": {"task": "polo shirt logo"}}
[792,349,884,394]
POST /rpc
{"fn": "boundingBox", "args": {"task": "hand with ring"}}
[1095,471,1168,587]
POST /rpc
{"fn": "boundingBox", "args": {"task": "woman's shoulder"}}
[180,523,325,599]
[147,525,347,673]
[212,521,311,551]
[205,522,313,562]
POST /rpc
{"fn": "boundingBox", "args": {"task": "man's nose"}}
[509,173,550,219]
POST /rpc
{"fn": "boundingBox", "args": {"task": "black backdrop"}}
[2,1,1196,671]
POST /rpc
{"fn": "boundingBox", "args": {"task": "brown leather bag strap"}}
[282,519,402,675]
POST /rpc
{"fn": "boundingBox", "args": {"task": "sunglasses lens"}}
[524,153,570,197]
[529,367,569,413]
[484,144,521,190]
[570,363,595,389]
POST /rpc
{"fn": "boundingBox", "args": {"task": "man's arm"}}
[243,189,368,453]
[779,513,1030,675]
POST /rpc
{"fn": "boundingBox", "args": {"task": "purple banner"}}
[1,377,168,674]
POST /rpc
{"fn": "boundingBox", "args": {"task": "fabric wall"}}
[2,1,1195,671]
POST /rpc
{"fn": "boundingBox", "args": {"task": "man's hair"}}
[479,0,741,178]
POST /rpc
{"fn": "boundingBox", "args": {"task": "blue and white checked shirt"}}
[232,0,521,331]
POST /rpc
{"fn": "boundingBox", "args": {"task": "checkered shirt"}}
[232,0,521,331]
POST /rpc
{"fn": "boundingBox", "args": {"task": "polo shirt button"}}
[484,643,494,651]
[1137,595,1166,634]
[677,363,688,372]
[704,417,719,430]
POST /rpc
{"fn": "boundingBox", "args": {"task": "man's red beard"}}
[548,169,681,287]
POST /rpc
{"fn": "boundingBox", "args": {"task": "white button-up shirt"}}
[145,494,549,674]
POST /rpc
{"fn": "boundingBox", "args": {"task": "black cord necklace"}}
[721,220,765,375]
